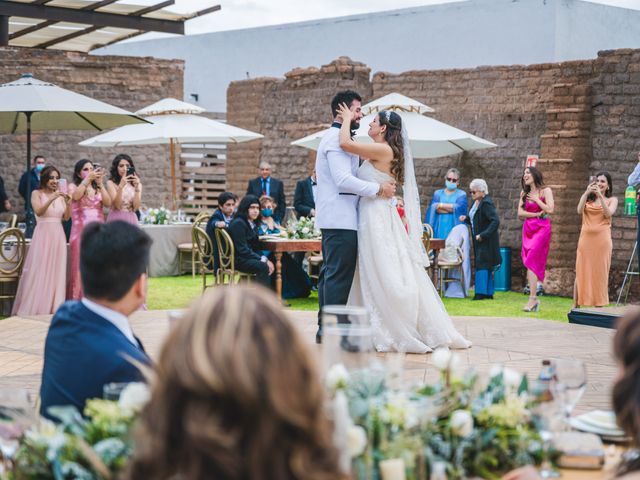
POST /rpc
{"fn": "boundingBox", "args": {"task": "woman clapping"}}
[12,166,70,315]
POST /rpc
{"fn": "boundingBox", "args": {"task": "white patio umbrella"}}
[0,73,148,236]
[291,92,496,158]
[80,98,264,207]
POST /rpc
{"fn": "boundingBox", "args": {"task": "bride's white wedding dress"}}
[347,161,472,353]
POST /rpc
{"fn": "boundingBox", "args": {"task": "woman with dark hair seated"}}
[126,286,344,480]
[227,194,274,287]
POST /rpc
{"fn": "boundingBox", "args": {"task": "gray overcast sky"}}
[124,0,640,40]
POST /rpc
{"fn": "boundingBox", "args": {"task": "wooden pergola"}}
[0,0,221,52]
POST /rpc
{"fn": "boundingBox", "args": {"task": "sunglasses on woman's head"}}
[446,177,458,183]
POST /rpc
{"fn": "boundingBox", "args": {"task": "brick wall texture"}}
[0,47,184,211]
[226,52,640,298]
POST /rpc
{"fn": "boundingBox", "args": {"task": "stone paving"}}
[0,310,618,413]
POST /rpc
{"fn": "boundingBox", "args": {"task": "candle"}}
[379,458,406,480]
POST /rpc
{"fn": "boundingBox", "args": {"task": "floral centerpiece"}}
[286,216,320,240]
[142,207,171,225]
[327,349,544,480]
[8,383,149,480]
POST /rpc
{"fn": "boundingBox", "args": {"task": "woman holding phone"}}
[574,171,618,308]
[67,159,112,300]
[106,153,141,226]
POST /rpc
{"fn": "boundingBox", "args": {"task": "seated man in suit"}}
[294,170,316,218]
[246,161,286,223]
[40,221,152,420]
[205,191,237,272]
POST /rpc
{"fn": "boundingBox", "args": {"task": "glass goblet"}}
[552,358,587,424]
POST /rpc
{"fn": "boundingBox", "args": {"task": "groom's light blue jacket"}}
[314,126,379,230]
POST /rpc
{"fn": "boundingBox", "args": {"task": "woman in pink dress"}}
[106,154,142,226]
[12,166,71,315]
[67,159,112,300]
[518,167,554,312]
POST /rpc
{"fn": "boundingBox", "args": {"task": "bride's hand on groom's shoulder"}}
[337,102,353,121]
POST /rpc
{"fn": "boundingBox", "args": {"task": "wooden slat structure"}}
[179,143,227,217]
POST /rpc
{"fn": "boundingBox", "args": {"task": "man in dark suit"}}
[294,170,316,218]
[246,161,286,223]
[205,191,238,272]
[40,221,152,420]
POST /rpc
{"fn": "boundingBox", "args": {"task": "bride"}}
[336,103,471,353]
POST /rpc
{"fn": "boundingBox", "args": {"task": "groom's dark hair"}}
[331,90,362,117]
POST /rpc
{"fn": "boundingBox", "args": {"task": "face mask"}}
[35,164,45,173]
[397,207,405,217]
[261,208,273,217]
[445,181,457,190]
[81,170,90,179]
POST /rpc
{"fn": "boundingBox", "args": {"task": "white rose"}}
[118,382,151,413]
[347,424,367,458]
[326,363,350,391]
[431,347,452,370]
[503,367,523,389]
[301,227,310,234]
[450,409,474,437]
[163,219,168,225]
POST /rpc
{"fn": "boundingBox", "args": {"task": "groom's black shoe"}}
[473,294,487,300]
[315,327,323,344]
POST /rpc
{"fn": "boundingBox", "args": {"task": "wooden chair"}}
[437,245,466,298]
[214,227,254,285]
[192,226,216,292]
[178,211,210,277]
[422,223,433,254]
[0,228,27,312]
[307,252,323,284]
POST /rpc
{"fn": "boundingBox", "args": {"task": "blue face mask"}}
[35,164,45,173]
[261,208,273,217]
[445,181,457,190]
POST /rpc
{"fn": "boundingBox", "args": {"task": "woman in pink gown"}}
[106,154,142,226]
[518,167,554,312]
[12,166,71,316]
[67,159,112,300]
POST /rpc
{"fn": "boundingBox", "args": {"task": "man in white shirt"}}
[315,90,396,343]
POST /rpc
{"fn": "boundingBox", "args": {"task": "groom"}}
[315,90,396,343]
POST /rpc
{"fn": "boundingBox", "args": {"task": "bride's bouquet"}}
[286,216,320,240]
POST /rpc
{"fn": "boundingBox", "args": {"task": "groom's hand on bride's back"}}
[378,181,396,199]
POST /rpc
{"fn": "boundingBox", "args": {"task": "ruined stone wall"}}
[0,47,184,212]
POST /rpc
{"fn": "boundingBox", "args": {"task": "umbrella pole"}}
[170,138,177,210]
[25,111,35,239]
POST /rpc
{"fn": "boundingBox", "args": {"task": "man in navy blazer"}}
[294,170,316,218]
[40,221,152,420]
[246,161,286,222]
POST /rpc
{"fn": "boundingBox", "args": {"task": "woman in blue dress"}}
[425,168,468,239]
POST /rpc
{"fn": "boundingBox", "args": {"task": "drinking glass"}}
[0,388,33,472]
[103,382,130,401]
[553,358,587,424]
[532,398,564,478]
[321,305,373,373]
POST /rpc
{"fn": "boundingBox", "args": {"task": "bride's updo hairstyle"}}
[126,285,343,480]
[379,110,405,184]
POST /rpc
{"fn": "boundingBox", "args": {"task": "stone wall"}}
[226,52,640,298]
[0,47,184,213]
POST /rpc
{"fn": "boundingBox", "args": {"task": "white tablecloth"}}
[140,224,192,277]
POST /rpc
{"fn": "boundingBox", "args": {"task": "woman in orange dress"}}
[574,171,618,308]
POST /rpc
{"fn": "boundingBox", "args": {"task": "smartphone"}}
[589,175,596,184]
[126,166,136,176]
[58,178,68,194]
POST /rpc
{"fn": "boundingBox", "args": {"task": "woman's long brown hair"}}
[126,286,343,480]
[378,110,405,185]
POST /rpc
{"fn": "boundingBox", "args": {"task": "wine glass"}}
[321,305,373,372]
[553,358,587,424]
[532,398,564,478]
[0,388,33,472]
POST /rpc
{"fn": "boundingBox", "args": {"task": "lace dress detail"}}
[347,161,471,353]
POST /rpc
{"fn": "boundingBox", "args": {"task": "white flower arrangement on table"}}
[286,216,320,240]
[142,207,171,225]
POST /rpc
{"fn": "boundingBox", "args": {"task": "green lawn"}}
[147,275,574,322]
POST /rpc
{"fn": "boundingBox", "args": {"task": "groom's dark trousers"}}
[317,229,358,331]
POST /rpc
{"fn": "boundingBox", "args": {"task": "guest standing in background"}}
[461,179,501,300]
[125,286,343,480]
[425,168,468,239]
[246,161,286,223]
[574,171,618,308]
[0,174,10,213]
[12,166,70,316]
[106,154,141,226]
[627,151,640,276]
[227,195,274,287]
[67,159,112,300]
[18,155,46,203]
[294,170,316,218]
[518,167,554,312]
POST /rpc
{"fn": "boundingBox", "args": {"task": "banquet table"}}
[258,237,321,301]
[140,223,192,277]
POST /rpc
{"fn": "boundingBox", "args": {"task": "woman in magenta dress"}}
[518,167,554,312]
[67,159,112,300]
[106,154,142,226]
[12,166,71,315]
